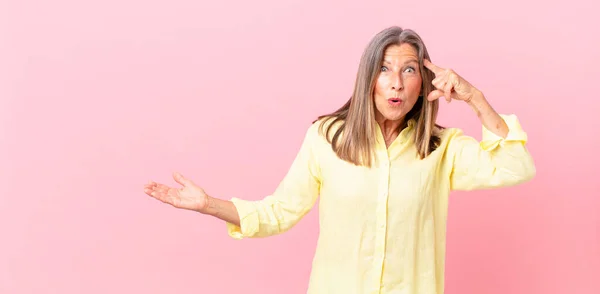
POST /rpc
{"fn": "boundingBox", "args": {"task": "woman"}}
[144,26,535,294]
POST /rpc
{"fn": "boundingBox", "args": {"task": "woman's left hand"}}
[424,59,481,103]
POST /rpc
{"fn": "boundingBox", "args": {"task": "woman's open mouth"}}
[388,98,402,106]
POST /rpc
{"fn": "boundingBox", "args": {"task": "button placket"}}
[372,153,390,289]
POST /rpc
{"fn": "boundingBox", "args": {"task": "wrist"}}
[466,90,489,117]
[466,89,485,106]
[198,195,240,226]
[198,195,213,215]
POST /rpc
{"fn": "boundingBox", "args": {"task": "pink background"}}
[1,0,598,293]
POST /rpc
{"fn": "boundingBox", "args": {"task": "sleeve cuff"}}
[480,114,528,150]
[226,197,259,239]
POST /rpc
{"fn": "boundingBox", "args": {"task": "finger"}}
[145,182,166,194]
[151,190,173,205]
[427,89,445,101]
[155,183,171,193]
[157,189,180,206]
[145,183,164,195]
[144,187,165,200]
[423,59,443,75]
[432,78,446,91]
[143,187,154,196]
[448,72,463,95]
[173,172,192,187]
[443,82,454,103]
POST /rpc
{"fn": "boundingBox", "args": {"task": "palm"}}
[144,172,208,212]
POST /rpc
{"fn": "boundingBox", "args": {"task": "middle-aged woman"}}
[144,26,536,294]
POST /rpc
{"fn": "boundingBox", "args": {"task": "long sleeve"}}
[447,114,536,191]
[226,122,322,239]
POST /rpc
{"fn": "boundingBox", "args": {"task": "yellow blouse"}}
[226,114,536,294]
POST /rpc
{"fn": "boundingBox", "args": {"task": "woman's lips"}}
[388,98,402,106]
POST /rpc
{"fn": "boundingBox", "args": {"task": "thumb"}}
[173,172,193,187]
[427,89,444,101]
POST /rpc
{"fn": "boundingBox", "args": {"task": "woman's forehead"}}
[383,44,419,61]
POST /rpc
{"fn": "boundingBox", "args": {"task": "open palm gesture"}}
[144,172,208,212]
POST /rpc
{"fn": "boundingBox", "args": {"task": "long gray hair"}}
[316,26,443,167]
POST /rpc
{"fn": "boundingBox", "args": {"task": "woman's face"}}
[373,43,422,123]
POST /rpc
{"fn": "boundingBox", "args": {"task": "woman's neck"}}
[376,118,404,147]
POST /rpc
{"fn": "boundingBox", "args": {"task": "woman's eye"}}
[404,66,415,73]
[381,66,388,72]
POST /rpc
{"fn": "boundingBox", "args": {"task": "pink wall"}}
[2,0,598,293]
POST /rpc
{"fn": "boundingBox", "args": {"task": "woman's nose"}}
[391,74,403,90]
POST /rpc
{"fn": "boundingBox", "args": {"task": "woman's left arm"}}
[446,94,536,190]
[424,59,536,190]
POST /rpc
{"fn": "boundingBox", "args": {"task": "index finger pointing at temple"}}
[423,59,443,74]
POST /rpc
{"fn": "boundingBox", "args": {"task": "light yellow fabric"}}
[226,114,535,294]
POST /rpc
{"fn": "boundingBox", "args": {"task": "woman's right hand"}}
[144,172,209,213]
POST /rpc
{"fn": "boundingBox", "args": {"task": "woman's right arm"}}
[144,122,323,239]
[221,122,323,239]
